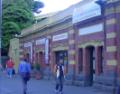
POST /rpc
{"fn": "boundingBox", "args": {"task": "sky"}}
[34,0,82,16]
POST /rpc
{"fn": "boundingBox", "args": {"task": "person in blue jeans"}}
[6,57,14,78]
[54,59,66,94]
[18,56,31,94]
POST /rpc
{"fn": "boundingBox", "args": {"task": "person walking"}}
[6,57,14,78]
[18,56,31,94]
[54,59,66,94]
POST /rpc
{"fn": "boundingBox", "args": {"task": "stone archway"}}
[78,41,104,86]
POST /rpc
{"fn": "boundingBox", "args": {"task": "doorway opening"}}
[55,50,68,73]
[86,46,95,86]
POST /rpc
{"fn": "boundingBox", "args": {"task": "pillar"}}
[76,48,83,74]
[104,0,120,76]
[83,47,90,86]
[95,46,103,75]
[50,46,55,74]
[67,29,76,81]
[104,1,120,93]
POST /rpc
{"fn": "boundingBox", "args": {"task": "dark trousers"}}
[22,78,28,94]
[55,77,64,92]
[20,72,30,94]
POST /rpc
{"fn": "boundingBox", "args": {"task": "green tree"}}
[2,0,44,55]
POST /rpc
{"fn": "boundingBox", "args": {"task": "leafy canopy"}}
[2,0,44,55]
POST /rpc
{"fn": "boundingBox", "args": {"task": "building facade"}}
[19,0,120,92]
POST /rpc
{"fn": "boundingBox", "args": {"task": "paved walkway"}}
[0,72,109,94]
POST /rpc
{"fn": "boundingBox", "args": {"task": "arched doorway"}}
[86,46,95,86]
[36,51,45,69]
[55,50,68,73]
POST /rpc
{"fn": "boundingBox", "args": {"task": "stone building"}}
[19,0,120,92]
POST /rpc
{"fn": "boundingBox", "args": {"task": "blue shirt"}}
[18,60,31,73]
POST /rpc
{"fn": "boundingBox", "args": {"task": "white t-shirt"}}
[56,65,64,78]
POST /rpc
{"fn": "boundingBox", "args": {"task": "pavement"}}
[0,72,109,94]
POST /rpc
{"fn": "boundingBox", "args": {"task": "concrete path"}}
[0,72,109,94]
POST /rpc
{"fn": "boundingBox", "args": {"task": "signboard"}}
[24,42,32,48]
[107,0,119,3]
[35,38,46,45]
[79,23,103,35]
[45,38,49,64]
[53,33,68,41]
[73,1,101,23]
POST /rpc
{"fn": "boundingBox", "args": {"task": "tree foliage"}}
[2,0,44,55]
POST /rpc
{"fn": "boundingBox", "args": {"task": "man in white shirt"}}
[54,59,66,94]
